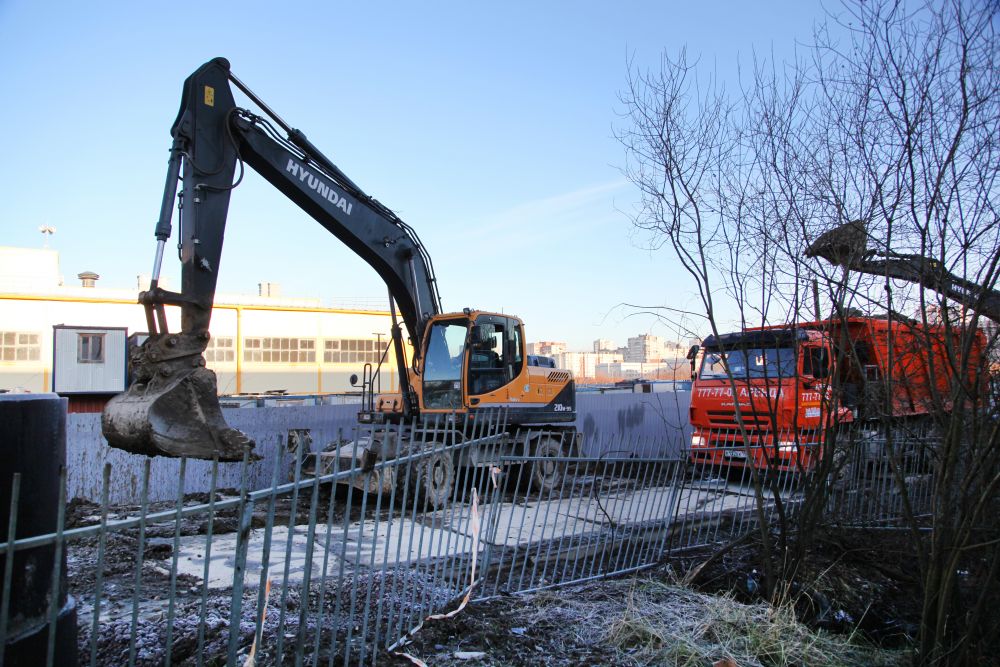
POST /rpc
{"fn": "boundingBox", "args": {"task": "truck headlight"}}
[778,440,797,453]
[692,434,706,448]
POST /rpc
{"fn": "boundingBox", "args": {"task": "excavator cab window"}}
[507,320,524,380]
[468,315,523,395]
[423,319,468,409]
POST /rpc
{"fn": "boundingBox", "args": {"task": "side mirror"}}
[687,345,700,380]
[349,373,359,387]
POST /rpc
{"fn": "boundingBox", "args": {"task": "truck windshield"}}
[699,347,796,380]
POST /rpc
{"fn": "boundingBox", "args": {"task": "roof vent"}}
[78,271,99,288]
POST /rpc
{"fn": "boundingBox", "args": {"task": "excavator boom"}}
[806,220,1000,322]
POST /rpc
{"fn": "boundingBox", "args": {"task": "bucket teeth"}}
[101,334,256,461]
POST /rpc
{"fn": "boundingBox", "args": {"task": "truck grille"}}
[700,427,822,449]
[705,410,773,430]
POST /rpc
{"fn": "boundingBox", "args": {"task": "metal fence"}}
[1,415,937,665]
[825,429,938,526]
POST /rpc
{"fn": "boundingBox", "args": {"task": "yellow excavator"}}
[102,58,577,504]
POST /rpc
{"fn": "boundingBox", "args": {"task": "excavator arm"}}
[805,220,1000,322]
[102,58,442,460]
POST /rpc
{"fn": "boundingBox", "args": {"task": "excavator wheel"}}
[530,436,568,494]
[405,449,455,510]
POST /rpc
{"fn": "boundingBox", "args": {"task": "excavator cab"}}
[371,311,531,420]
[417,312,526,415]
[465,314,523,398]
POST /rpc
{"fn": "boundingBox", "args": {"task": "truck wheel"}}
[408,451,455,510]
[531,437,567,494]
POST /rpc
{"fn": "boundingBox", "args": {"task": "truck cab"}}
[686,314,983,472]
[688,327,843,470]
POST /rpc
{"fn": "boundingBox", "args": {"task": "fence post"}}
[0,394,77,667]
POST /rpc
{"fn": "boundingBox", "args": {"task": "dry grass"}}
[599,578,908,667]
[390,571,912,666]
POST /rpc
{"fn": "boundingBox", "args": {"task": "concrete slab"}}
[169,480,768,591]
[174,526,351,590]
[336,516,476,567]
[475,497,602,548]
[174,508,482,590]
[433,485,682,549]
[526,526,673,568]
[673,486,732,514]
[577,487,679,524]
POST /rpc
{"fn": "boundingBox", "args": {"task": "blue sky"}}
[0,1,825,349]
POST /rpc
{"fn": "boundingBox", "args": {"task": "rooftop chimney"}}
[78,271,99,288]
[258,282,281,297]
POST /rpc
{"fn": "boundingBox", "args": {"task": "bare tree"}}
[619,1,1000,663]
[618,47,803,599]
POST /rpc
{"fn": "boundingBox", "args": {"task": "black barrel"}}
[0,393,77,666]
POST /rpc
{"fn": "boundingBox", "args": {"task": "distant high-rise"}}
[527,340,566,357]
[593,338,616,353]
[625,334,685,363]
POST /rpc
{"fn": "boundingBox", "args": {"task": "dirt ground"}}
[383,565,910,666]
[378,530,935,667]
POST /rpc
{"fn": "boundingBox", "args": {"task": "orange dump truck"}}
[687,316,984,471]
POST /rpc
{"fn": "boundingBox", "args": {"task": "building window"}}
[243,337,316,363]
[323,339,385,364]
[0,332,41,362]
[78,333,105,363]
[205,336,235,363]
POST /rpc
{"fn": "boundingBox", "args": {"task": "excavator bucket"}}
[804,220,869,266]
[101,334,256,461]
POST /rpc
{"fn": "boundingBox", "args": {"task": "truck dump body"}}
[688,316,984,471]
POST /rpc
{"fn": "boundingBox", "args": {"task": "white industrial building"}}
[0,246,404,397]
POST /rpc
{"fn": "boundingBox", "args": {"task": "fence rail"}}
[1,415,936,665]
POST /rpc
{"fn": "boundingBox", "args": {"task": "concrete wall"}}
[574,391,690,458]
[66,392,693,502]
[66,405,361,504]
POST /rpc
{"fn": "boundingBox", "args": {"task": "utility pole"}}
[373,332,385,393]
